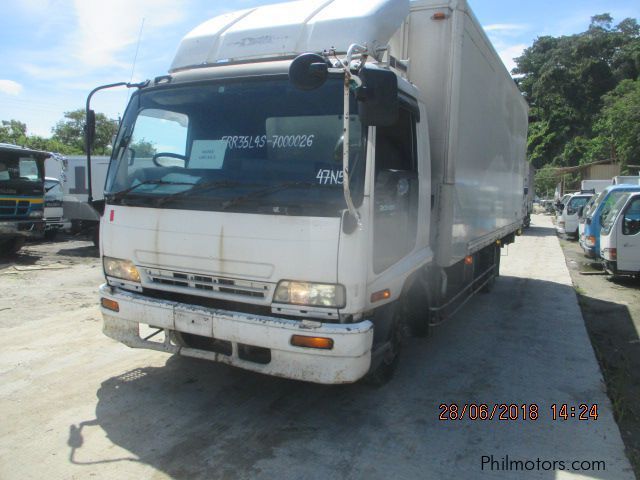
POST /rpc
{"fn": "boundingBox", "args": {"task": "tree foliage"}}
[0,109,118,155]
[51,109,118,155]
[514,14,640,172]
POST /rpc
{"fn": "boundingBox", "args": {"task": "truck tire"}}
[0,238,25,256]
[364,301,406,386]
[406,280,432,338]
[92,227,100,248]
[480,245,500,293]
[44,229,58,241]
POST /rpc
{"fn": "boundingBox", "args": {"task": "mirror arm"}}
[85,80,148,204]
[341,45,368,229]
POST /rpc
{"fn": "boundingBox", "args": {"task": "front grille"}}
[142,287,275,317]
[144,268,271,300]
[0,199,16,216]
[16,201,29,215]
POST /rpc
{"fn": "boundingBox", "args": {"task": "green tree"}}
[514,14,640,169]
[0,119,28,145]
[593,79,640,171]
[51,109,118,155]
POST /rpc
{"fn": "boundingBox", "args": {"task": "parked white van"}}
[557,193,593,238]
[600,192,640,276]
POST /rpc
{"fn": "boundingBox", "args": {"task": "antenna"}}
[126,18,145,103]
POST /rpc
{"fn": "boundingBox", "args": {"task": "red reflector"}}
[101,298,119,312]
[290,335,334,350]
[109,209,115,222]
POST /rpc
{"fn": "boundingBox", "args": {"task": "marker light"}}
[101,298,120,312]
[290,335,334,350]
[464,255,473,265]
[371,289,391,303]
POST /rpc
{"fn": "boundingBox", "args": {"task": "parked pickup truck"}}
[93,0,528,383]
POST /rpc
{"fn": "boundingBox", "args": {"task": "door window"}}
[622,198,640,236]
[373,107,419,273]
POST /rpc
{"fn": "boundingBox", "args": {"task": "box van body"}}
[579,185,640,257]
[600,192,640,276]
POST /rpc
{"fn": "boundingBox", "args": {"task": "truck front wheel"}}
[0,238,25,256]
[364,301,407,386]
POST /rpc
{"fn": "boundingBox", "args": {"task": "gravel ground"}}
[0,220,635,479]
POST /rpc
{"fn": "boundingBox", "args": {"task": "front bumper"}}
[45,217,71,232]
[0,219,45,239]
[579,237,596,258]
[100,284,374,384]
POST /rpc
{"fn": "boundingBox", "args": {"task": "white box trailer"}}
[581,179,611,193]
[95,0,528,384]
[389,0,528,265]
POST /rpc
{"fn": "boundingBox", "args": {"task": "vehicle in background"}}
[556,192,593,238]
[613,176,640,185]
[95,0,528,384]
[523,162,535,227]
[581,179,611,193]
[43,177,71,240]
[600,192,640,276]
[0,143,48,255]
[579,184,640,258]
[61,156,109,245]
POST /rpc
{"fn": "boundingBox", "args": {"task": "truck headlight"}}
[103,256,141,282]
[273,281,346,308]
[29,210,43,218]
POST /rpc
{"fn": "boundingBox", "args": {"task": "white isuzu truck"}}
[95,0,528,384]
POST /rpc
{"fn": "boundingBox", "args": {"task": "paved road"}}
[0,216,634,479]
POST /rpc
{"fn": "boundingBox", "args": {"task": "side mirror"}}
[85,109,96,147]
[357,67,399,127]
[289,53,329,91]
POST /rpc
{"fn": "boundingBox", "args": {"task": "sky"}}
[1,0,639,138]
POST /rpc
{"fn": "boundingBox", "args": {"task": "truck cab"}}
[0,143,47,255]
[44,177,70,240]
[556,192,592,238]
[579,184,640,258]
[96,0,527,384]
[600,192,640,276]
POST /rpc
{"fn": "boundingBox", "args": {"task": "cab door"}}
[617,196,640,272]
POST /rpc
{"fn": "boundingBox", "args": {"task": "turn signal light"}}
[101,298,120,312]
[464,255,473,265]
[290,335,334,350]
[371,289,391,303]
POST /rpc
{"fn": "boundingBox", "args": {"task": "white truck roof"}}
[170,0,409,72]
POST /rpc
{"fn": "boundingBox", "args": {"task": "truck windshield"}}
[106,77,366,216]
[600,193,630,234]
[599,191,629,224]
[0,152,45,195]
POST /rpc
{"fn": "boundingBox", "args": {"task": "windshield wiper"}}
[154,180,246,206]
[107,179,195,202]
[220,180,332,210]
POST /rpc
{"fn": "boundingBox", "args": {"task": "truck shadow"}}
[66,275,637,478]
